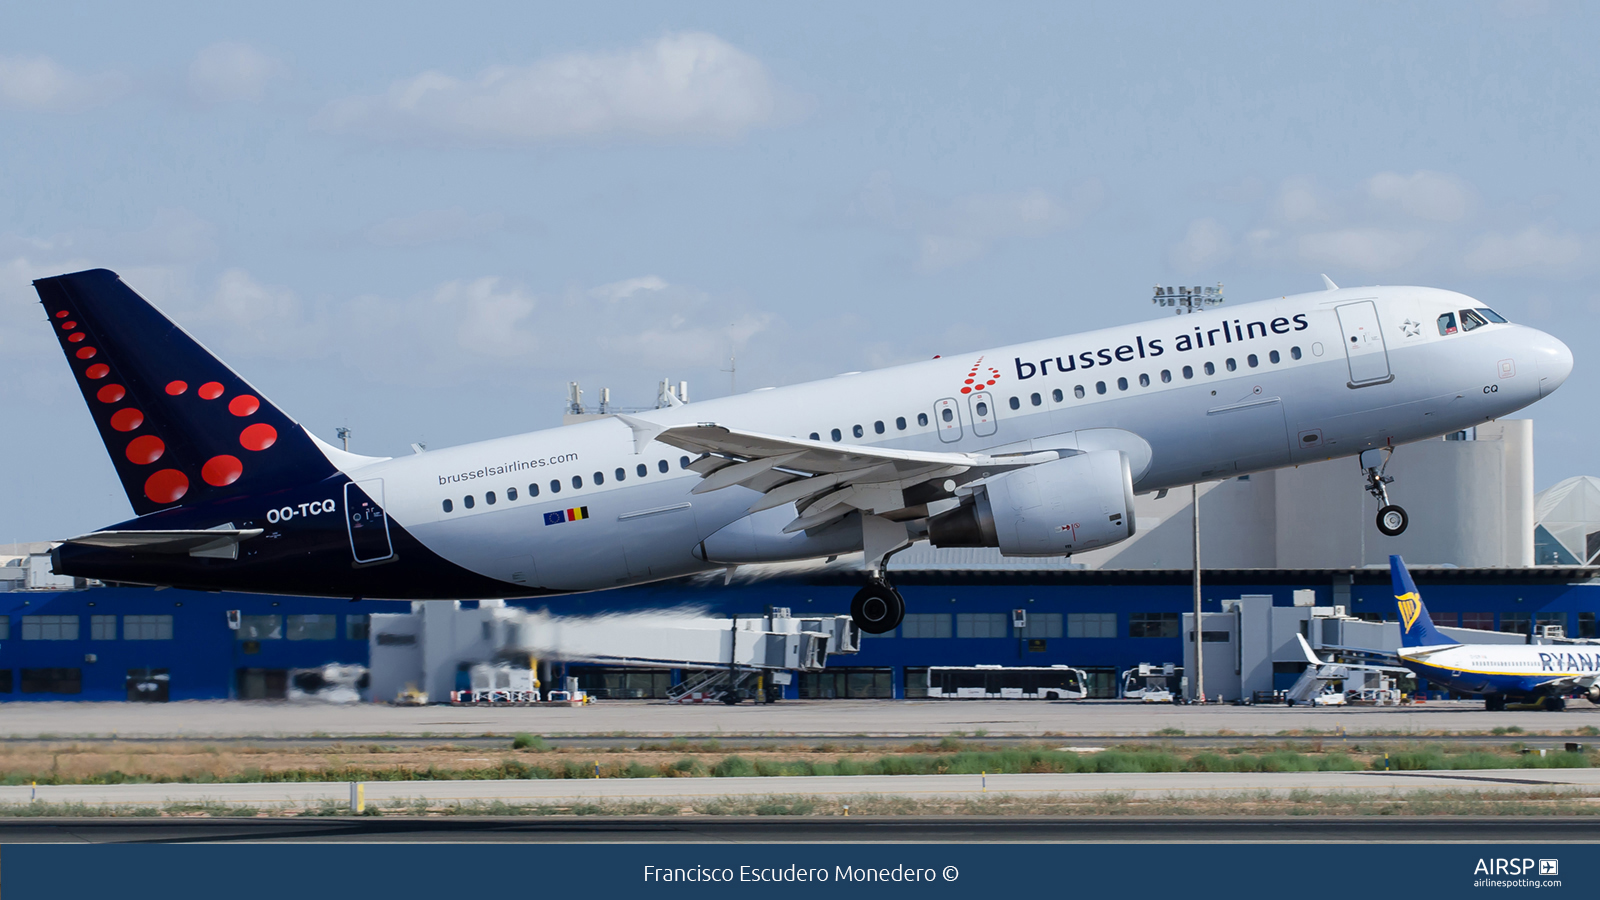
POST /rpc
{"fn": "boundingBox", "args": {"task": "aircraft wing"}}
[621,417,1060,532]
[62,528,263,559]
[1534,674,1600,694]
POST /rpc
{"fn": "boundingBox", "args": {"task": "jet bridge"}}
[369,601,860,704]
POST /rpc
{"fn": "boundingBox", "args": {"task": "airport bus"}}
[925,665,1088,700]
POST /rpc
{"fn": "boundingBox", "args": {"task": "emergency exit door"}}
[345,479,395,564]
[933,398,963,443]
[1335,300,1393,386]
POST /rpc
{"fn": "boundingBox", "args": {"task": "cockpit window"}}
[1476,307,1508,324]
[1459,309,1488,332]
[1437,312,1457,335]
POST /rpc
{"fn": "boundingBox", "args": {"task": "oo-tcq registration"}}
[34,270,1571,633]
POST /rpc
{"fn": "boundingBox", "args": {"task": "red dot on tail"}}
[125,435,165,465]
[165,380,187,395]
[144,469,188,504]
[198,382,224,400]
[239,423,277,452]
[85,364,110,380]
[202,455,243,487]
[54,310,68,319]
[96,384,125,404]
[228,395,260,417]
[67,332,85,343]
[61,321,77,330]
[75,347,96,360]
[110,408,144,432]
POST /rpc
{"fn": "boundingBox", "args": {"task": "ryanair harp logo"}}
[1397,592,1422,632]
[544,506,589,526]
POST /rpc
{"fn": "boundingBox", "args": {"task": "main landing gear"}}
[1361,448,1408,537]
[851,579,905,635]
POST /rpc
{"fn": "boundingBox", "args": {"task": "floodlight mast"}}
[1153,284,1224,704]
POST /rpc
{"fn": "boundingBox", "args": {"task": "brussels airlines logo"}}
[961,357,1000,395]
[1396,592,1422,632]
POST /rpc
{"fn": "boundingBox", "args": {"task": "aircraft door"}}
[1335,301,1392,386]
[967,391,997,437]
[934,398,963,443]
[345,479,395,564]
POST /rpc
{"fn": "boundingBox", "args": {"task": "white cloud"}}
[316,32,776,145]
[187,42,287,104]
[365,208,505,247]
[1170,218,1233,270]
[175,269,326,358]
[1294,228,1433,272]
[1465,226,1587,272]
[855,176,1100,272]
[1274,178,1328,224]
[590,275,668,302]
[0,55,128,112]
[1367,171,1472,222]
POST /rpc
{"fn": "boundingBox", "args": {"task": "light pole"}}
[1153,284,1223,704]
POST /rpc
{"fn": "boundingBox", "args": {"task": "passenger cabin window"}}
[874,420,885,434]
[852,424,864,438]
[1074,385,1085,399]
[1095,381,1107,394]
[1138,373,1150,387]
[1160,370,1171,383]
[550,479,561,493]
[1182,365,1194,379]
[464,495,475,509]
[809,432,819,440]
[1460,309,1488,332]
[1247,354,1258,368]
[485,491,496,505]
[572,475,583,489]
[1117,377,1128,391]
[442,499,453,513]
[507,487,517,501]
[1203,362,1215,376]
[680,456,690,468]
[831,428,842,442]
[529,483,540,497]
[941,408,954,422]
[1438,312,1457,335]
[1030,392,1042,406]
[615,467,625,482]
[918,413,929,426]
[977,400,991,416]
[1290,346,1302,360]
[1225,358,1237,371]
[658,460,669,473]
[636,464,647,477]
[1477,307,1508,323]
[1008,396,1019,410]
[592,471,604,485]
[1269,350,1280,364]
[896,416,907,430]
[1052,388,1063,402]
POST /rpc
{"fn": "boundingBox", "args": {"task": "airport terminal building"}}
[5,421,1600,703]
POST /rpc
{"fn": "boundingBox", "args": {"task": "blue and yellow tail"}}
[1391,555,1454,647]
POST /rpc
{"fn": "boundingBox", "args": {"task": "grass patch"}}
[511,733,548,752]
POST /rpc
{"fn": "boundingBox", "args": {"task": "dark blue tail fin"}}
[34,269,336,517]
[1390,554,1455,647]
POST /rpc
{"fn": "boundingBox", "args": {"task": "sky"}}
[2,0,1597,540]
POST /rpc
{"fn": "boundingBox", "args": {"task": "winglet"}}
[1321,274,1339,291]
[614,414,667,455]
[1295,633,1324,666]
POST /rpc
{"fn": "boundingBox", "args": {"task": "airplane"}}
[32,269,1572,634]
[1390,555,1599,711]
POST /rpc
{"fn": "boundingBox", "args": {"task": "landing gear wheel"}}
[1544,696,1567,712]
[1485,693,1506,712]
[1376,504,1408,537]
[851,581,905,634]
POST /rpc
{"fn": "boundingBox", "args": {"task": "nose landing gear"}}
[1361,448,1408,537]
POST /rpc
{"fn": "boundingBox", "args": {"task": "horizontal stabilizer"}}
[63,528,263,559]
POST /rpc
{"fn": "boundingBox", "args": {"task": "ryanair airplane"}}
[32,270,1572,634]
[1392,555,1598,711]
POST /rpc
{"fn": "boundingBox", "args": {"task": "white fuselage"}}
[1400,643,1600,697]
[326,285,1570,594]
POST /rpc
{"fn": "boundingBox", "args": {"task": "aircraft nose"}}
[1531,328,1573,398]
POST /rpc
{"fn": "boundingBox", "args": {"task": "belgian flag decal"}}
[543,507,590,526]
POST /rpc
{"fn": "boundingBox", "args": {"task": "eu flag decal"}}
[543,507,590,526]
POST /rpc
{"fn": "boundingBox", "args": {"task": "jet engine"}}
[1587,684,1600,705]
[926,450,1136,557]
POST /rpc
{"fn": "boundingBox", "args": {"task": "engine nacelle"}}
[1588,684,1600,705]
[927,450,1136,557]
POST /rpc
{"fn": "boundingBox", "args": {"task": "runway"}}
[5,767,1597,810]
[1,698,1591,739]
[1,815,1596,843]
